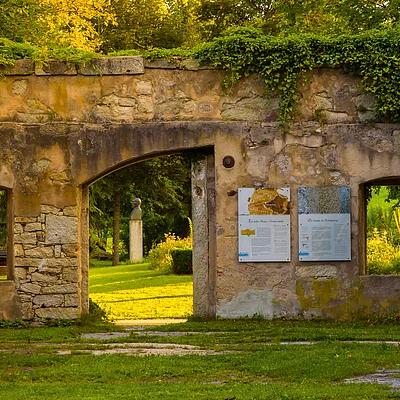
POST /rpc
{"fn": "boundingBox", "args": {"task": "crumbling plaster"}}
[0,56,399,322]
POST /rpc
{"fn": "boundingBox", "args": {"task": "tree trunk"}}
[112,190,121,266]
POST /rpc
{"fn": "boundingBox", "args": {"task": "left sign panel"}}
[238,188,291,262]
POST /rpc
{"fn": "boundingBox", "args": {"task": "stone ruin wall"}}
[0,56,399,322]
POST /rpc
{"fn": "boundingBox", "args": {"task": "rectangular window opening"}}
[366,184,400,275]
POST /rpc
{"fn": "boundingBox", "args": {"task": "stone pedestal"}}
[129,219,143,263]
[130,198,143,263]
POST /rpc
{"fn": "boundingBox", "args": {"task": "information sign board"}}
[298,186,351,261]
[238,188,291,262]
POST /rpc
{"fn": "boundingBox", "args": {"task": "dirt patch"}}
[344,370,400,390]
[58,342,226,356]
[81,331,217,340]
[0,341,232,356]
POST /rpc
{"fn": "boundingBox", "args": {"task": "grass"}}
[89,261,193,320]
[0,319,400,398]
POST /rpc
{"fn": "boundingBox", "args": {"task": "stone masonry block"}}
[41,283,78,294]
[1,59,34,75]
[21,302,34,320]
[46,258,78,268]
[14,224,23,234]
[15,257,45,267]
[64,294,78,307]
[78,56,144,76]
[41,205,61,214]
[25,247,54,258]
[14,232,37,245]
[15,217,37,224]
[35,307,79,320]
[24,222,42,232]
[62,267,78,283]
[145,59,178,69]
[46,215,78,244]
[31,272,59,283]
[35,60,77,76]
[296,265,337,279]
[62,244,78,257]
[63,205,78,216]
[19,283,41,294]
[14,244,24,257]
[33,294,63,307]
[14,267,27,281]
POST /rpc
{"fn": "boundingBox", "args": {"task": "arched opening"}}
[361,177,400,275]
[79,148,216,321]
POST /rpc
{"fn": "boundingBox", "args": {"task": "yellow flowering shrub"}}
[367,228,400,275]
[148,233,192,272]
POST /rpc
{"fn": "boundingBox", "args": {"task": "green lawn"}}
[89,261,193,320]
[0,319,400,399]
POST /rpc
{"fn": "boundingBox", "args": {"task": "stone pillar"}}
[129,198,143,263]
[192,154,216,319]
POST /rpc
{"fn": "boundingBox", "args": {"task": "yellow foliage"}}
[37,0,117,51]
[367,228,400,275]
[148,233,192,272]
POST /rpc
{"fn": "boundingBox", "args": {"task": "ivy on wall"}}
[2,27,400,123]
[193,27,400,124]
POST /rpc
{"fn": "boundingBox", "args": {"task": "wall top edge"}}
[0,56,217,76]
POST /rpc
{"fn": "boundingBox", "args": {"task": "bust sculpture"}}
[130,198,142,220]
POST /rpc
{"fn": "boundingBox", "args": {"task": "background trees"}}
[100,0,201,53]
[2,0,400,53]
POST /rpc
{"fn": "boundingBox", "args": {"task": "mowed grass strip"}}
[1,342,400,399]
[1,319,400,398]
[89,261,193,320]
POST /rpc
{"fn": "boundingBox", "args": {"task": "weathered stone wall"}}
[0,56,399,322]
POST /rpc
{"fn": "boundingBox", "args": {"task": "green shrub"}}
[171,248,193,275]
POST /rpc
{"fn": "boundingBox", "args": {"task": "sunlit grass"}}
[89,261,193,320]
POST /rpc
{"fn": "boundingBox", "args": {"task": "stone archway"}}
[79,152,216,320]
[73,123,220,320]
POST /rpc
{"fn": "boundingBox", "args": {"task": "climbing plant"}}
[193,27,400,124]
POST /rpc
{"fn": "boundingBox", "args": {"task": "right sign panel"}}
[298,186,351,261]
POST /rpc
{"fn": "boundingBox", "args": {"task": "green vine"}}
[193,27,400,124]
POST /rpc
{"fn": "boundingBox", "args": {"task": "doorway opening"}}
[364,181,400,275]
[87,153,194,321]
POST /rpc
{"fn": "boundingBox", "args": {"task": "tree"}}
[196,0,400,40]
[100,0,200,52]
[197,0,277,39]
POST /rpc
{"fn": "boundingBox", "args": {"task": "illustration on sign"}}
[238,188,291,262]
[298,186,351,261]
